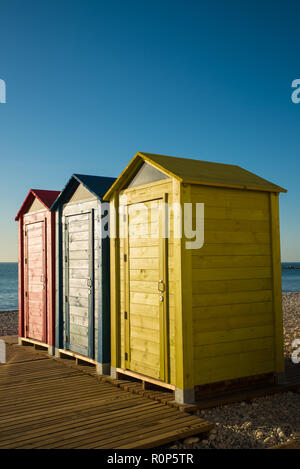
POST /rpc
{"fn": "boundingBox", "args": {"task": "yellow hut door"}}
[124,196,169,382]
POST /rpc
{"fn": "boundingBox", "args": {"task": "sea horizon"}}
[0,261,299,311]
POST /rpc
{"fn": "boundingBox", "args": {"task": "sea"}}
[0,263,18,311]
[0,262,299,311]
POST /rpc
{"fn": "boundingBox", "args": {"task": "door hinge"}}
[124,311,127,319]
[125,352,128,361]
[25,291,28,297]
[65,296,68,302]
[65,335,69,343]
[65,256,68,263]
[24,231,27,237]
[124,254,127,262]
[24,258,27,264]
[25,325,28,332]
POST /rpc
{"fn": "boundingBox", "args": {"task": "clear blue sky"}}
[0,0,299,261]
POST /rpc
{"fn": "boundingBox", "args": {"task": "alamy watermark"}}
[98,199,205,250]
[0,339,6,364]
[292,339,300,364]
[291,79,300,103]
[0,79,6,103]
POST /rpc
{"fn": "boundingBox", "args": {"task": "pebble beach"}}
[0,310,18,336]
[1,293,299,449]
[171,292,300,449]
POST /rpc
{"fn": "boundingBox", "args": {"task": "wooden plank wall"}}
[22,208,55,346]
[191,185,275,385]
[118,179,177,385]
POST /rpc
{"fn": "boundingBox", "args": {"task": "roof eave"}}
[72,174,101,200]
[15,190,54,221]
[182,179,287,193]
[50,174,99,211]
[102,152,181,200]
[50,176,80,211]
[103,151,288,199]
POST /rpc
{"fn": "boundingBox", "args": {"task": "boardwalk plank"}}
[0,341,213,449]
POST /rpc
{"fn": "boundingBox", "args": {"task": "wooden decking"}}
[0,337,213,449]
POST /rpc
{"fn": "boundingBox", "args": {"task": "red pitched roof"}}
[15,189,60,221]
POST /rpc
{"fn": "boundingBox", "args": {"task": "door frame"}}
[24,218,47,342]
[64,210,95,358]
[123,192,169,383]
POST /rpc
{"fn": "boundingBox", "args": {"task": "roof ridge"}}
[140,152,240,168]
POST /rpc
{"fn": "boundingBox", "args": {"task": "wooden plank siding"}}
[54,175,114,369]
[117,179,177,386]
[16,189,59,350]
[104,152,285,403]
[190,184,275,385]
[62,195,100,359]
[22,209,56,348]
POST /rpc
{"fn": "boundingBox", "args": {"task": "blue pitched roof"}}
[50,173,116,210]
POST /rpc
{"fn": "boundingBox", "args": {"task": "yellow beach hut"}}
[103,152,286,403]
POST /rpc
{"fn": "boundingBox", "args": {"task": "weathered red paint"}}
[15,190,60,347]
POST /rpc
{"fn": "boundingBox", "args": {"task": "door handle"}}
[158,280,165,293]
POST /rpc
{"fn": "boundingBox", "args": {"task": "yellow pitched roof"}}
[103,152,287,199]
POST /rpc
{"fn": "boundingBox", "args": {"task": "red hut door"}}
[24,220,47,342]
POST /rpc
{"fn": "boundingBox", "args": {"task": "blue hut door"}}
[64,210,95,358]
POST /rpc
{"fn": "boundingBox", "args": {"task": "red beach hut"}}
[15,189,60,354]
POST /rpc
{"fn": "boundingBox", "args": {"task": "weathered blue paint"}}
[51,174,116,212]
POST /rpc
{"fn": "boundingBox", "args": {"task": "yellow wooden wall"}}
[117,179,177,385]
[109,175,284,392]
[190,184,283,385]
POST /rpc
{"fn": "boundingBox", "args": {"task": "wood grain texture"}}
[106,154,285,400]
[21,206,56,347]
[0,342,213,449]
[191,183,279,387]
[127,199,162,379]
[63,199,98,358]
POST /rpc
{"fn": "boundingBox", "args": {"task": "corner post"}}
[173,180,195,403]
[270,192,285,378]
[18,216,24,338]
[110,193,120,378]
[97,200,111,375]
[55,207,63,351]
